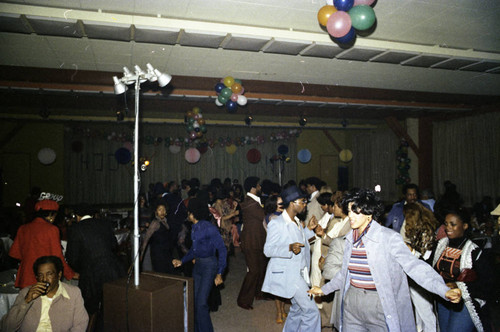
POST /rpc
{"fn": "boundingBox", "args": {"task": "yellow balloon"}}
[317,5,337,26]
[223,76,235,87]
[192,107,200,114]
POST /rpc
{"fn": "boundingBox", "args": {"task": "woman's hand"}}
[172,259,182,268]
[445,288,462,303]
[307,286,324,296]
[446,282,458,289]
[214,274,223,286]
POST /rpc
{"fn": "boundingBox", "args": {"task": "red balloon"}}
[326,11,352,38]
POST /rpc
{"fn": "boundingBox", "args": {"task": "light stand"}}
[113,64,171,286]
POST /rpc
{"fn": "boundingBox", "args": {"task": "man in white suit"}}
[262,186,320,332]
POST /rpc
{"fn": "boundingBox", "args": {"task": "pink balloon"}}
[189,131,197,140]
[230,93,238,102]
[354,0,375,5]
[326,11,352,38]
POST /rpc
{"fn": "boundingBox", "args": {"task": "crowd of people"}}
[0,177,498,332]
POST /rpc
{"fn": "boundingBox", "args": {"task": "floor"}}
[210,247,500,332]
[211,248,332,332]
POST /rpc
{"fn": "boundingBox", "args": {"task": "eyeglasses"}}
[293,199,307,205]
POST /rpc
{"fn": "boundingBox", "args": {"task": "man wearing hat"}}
[9,198,77,289]
[66,204,126,329]
[262,186,320,331]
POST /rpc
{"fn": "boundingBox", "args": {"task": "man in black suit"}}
[66,204,126,330]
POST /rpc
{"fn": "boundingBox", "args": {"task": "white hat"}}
[491,204,500,216]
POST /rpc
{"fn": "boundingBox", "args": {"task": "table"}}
[0,269,19,319]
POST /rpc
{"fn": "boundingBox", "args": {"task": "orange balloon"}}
[231,83,242,94]
[317,5,337,26]
[198,118,206,125]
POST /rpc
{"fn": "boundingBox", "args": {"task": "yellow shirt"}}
[36,281,70,332]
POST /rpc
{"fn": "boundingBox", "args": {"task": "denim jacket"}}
[322,221,449,332]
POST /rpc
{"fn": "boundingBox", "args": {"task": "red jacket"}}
[9,218,75,288]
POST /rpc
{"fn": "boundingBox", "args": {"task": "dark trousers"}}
[237,248,267,306]
[193,256,217,332]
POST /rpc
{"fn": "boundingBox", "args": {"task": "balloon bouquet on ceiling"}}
[317,0,377,44]
[214,76,248,113]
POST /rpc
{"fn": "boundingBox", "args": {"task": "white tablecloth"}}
[0,269,19,319]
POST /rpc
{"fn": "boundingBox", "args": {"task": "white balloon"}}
[326,0,333,4]
[38,148,56,165]
[237,95,247,106]
[215,99,223,107]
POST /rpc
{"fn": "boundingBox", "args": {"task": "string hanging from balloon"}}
[214,76,247,113]
[317,0,376,44]
[185,107,207,141]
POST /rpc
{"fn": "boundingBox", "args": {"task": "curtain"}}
[351,128,399,202]
[432,112,500,206]
[64,123,297,205]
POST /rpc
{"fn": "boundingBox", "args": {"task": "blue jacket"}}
[321,221,449,332]
[261,210,315,299]
[385,200,431,232]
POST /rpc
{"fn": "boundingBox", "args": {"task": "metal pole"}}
[133,77,140,287]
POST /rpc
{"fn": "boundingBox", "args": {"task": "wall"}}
[296,128,351,191]
[0,121,64,207]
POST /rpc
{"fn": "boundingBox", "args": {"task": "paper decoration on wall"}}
[225,144,237,154]
[339,149,353,162]
[38,148,57,165]
[123,141,133,152]
[396,139,411,184]
[185,148,201,164]
[71,141,83,153]
[214,76,247,113]
[169,145,181,154]
[114,147,131,164]
[297,149,312,163]
[277,144,289,156]
[246,148,261,163]
[185,107,207,141]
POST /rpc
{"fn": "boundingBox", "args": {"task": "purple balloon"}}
[335,27,356,43]
[226,100,238,113]
[326,11,352,38]
[214,82,225,93]
[334,0,354,11]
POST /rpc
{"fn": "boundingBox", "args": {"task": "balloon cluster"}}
[396,139,411,185]
[214,76,247,113]
[317,0,376,44]
[185,107,207,141]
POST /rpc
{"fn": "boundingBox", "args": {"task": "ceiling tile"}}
[371,51,419,64]
[402,55,449,68]
[262,38,310,55]
[83,20,131,41]
[26,16,82,37]
[337,48,385,61]
[179,30,226,49]
[134,25,179,45]
[222,34,270,52]
[0,13,31,34]
[300,43,343,59]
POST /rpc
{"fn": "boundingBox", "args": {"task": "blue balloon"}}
[335,27,355,43]
[226,100,238,113]
[277,144,289,155]
[115,148,131,164]
[297,149,311,163]
[214,82,226,93]
[333,0,354,11]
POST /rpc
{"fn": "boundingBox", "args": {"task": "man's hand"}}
[315,224,325,237]
[72,272,80,280]
[172,259,182,268]
[24,282,49,304]
[445,288,462,303]
[307,216,318,230]
[289,242,305,255]
[307,286,324,296]
[214,274,223,286]
[318,256,325,271]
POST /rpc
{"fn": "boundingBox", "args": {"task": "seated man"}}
[1,256,89,332]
